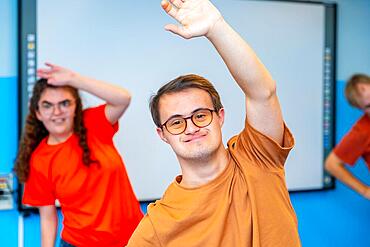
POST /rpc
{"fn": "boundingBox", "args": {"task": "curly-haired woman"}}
[14,63,143,247]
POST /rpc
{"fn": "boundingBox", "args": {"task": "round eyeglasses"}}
[161,108,216,135]
[38,99,75,116]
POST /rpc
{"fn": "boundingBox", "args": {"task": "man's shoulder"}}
[357,114,370,125]
[351,114,370,133]
[145,182,177,213]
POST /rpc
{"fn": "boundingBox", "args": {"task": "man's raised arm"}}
[162,0,284,144]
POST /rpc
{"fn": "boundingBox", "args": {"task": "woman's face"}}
[36,87,77,143]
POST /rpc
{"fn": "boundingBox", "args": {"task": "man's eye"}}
[169,119,184,128]
[195,113,206,120]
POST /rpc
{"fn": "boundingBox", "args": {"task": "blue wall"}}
[289,0,370,245]
[1,0,369,246]
[0,0,18,246]
[0,78,18,247]
[290,80,370,246]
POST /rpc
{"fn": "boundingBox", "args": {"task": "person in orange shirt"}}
[14,63,143,247]
[127,0,301,246]
[325,74,370,200]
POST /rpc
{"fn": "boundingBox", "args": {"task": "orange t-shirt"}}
[127,121,301,247]
[334,114,370,170]
[23,105,143,247]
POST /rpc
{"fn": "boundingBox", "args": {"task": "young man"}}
[325,74,370,200]
[127,0,301,246]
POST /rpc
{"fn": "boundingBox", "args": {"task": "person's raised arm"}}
[37,63,131,125]
[39,205,58,247]
[161,0,284,144]
[325,151,370,199]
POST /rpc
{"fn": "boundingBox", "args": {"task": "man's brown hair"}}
[149,74,223,128]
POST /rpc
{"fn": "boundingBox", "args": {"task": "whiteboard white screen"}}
[37,0,325,200]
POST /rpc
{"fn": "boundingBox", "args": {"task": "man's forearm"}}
[325,153,368,196]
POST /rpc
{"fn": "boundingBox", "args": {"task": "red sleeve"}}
[22,155,55,206]
[83,104,119,142]
[334,122,370,166]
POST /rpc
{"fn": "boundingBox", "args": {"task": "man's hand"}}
[161,0,223,39]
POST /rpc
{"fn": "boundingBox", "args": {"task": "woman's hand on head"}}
[37,63,79,86]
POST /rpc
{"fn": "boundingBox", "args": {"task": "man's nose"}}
[184,118,200,134]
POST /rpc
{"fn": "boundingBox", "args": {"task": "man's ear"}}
[156,127,169,143]
[217,108,225,127]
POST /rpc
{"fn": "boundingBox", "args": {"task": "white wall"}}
[36,0,328,200]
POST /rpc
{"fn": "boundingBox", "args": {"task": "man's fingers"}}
[169,0,183,9]
[161,0,178,19]
[162,0,185,36]
[164,24,190,39]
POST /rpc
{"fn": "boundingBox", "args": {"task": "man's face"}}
[156,88,225,162]
[356,83,370,116]
[36,87,76,142]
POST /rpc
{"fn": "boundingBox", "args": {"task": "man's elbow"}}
[325,152,343,174]
[324,158,334,174]
[263,81,277,100]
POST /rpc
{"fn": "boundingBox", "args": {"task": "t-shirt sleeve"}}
[83,104,119,142]
[228,120,294,171]
[22,159,55,206]
[334,123,370,166]
[126,214,160,247]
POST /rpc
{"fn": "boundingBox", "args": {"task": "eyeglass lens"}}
[39,99,74,115]
[165,109,214,135]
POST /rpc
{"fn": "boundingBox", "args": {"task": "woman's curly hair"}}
[14,79,94,183]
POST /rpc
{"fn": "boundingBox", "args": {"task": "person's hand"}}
[37,63,79,86]
[161,0,223,39]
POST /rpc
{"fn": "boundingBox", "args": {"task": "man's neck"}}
[178,147,229,188]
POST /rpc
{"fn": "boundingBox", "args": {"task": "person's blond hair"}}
[345,74,370,108]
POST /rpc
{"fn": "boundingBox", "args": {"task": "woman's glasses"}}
[38,99,75,116]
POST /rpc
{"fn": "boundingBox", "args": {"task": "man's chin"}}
[180,148,217,161]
